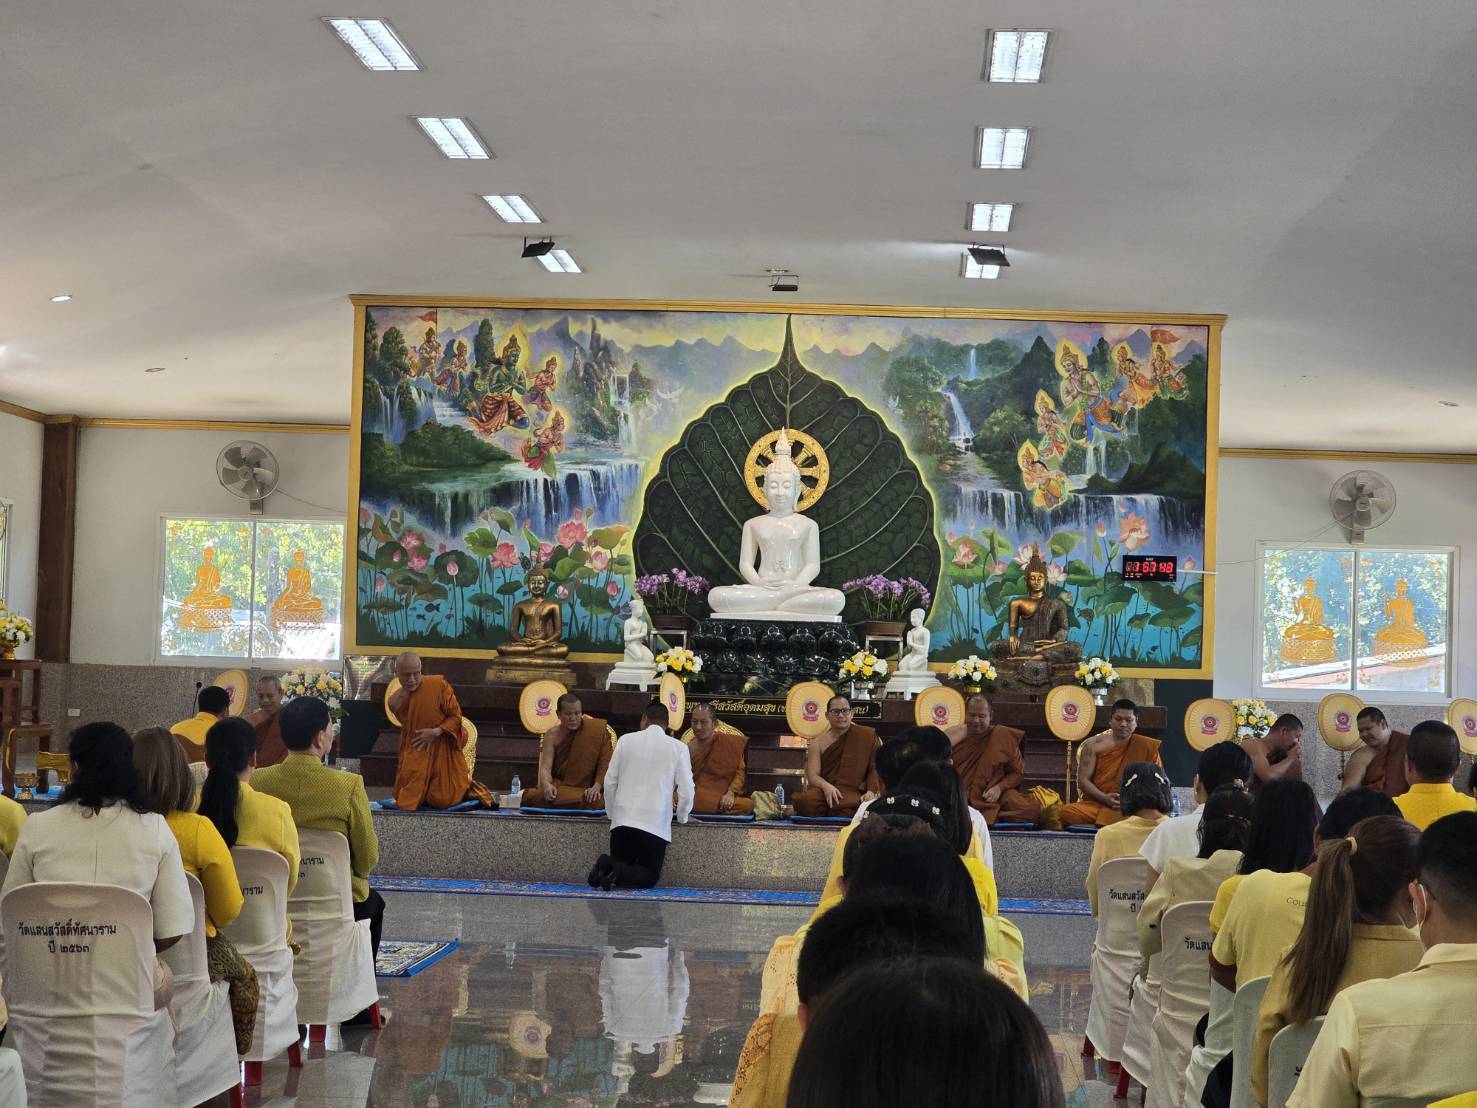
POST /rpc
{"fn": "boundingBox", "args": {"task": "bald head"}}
[395,651,424,692]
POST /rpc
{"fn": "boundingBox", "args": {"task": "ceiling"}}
[2,0,1475,449]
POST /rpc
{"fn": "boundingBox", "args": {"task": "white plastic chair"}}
[1119,955,1160,1096]
[1229,975,1271,1108]
[221,846,303,1085]
[1,881,176,1106]
[1181,978,1233,1108]
[288,829,380,1037]
[0,851,10,887]
[0,1048,24,1108]
[1266,1017,1323,1108]
[1145,899,1214,1108]
[1084,856,1148,1066]
[160,873,243,1107]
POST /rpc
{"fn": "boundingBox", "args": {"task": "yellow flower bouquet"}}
[278,666,346,719]
[1230,697,1275,740]
[654,647,703,676]
[839,651,889,681]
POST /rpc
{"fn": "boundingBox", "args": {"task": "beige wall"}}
[0,410,44,658]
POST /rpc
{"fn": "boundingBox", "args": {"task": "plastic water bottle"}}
[510,774,522,796]
[774,784,785,812]
[1171,790,1182,817]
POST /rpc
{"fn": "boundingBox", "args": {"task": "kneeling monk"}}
[685,702,754,815]
[791,696,880,818]
[947,693,1041,826]
[388,652,494,810]
[523,693,615,809]
[1056,698,1162,828]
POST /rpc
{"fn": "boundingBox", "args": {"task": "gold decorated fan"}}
[211,669,251,717]
[744,428,829,510]
[659,671,687,731]
[383,677,403,727]
[1316,692,1365,753]
[1045,685,1098,802]
[518,680,569,735]
[1446,698,1477,757]
[785,681,835,740]
[914,685,966,730]
[1183,698,1235,752]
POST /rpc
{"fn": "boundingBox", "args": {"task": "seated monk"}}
[1243,713,1303,792]
[387,652,494,811]
[1341,706,1407,796]
[1056,698,1163,828]
[246,674,289,769]
[685,702,754,815]
[946,693,1041,826]
[522,693,615,809]
[790,696,881,818]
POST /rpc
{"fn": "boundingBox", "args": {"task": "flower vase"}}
[965,683,984,696]
[850,680,875,701]
[1091,686,1108,706]
[0,645,15,662]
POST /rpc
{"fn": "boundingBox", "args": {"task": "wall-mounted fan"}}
[1329,469,1396,543]
[216,440,280,515]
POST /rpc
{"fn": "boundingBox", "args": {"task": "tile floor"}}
[248,889,1121,1107]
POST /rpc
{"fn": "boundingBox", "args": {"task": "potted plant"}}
[842,575,933,636]
[945,655,997,695]
[1075,657,1120,705]
[838,651,889,700]
[635,568,710,632]
[0,607,34,661]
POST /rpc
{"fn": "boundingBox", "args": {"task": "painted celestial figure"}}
[1372,578,1427,664]
[180,546,233,631]
[1280,576,1339,665]
[270,549,323,626]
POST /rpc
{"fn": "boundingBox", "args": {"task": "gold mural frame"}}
[344,295,1224,678]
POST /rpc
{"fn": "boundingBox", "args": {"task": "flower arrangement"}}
[840,575,933,623]
[634,567,710,618]
[1075,657,1120,690]
[1231,698,1276,740]
[654,646,703,676]
[946,655,997,688]
[0,607,35,651]
[839,651,889,682]
[278,666,346,720]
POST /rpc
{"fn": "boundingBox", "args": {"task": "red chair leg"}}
[244,1060,263,1086]
[308,1024,326,1043]
[288,1041,304,1067]
[1115,1064,1132,1099]
[369,1002,383,1030]
[229,1085,244,1108]
[1081,1036,1095,1057]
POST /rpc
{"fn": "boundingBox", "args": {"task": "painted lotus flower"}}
[409,553,429,573]
[606,580,621,597]
[989,560,1009,576]
[589,547,610,572]
[952,541,977,568]
[491,542,518,569]
[537,542,555,565]
[1095,522,1108,538]
[1046,562,1066,586]
[1014,543,1039,566]
[1119,513,1150,552]
[400,530,423,551]
[1184,557,1197,572]
[556,518,588,548]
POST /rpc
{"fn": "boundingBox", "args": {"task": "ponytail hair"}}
[197,716,257,848]
[1282,815,1419,1024]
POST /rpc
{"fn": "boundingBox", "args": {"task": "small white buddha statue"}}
[707,430,845,622]
[896,608,930,672]
[622,598,654,664]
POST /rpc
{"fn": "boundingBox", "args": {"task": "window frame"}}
[0,496,11,607]
[153,512,346,667]
[1253,540,1457,704]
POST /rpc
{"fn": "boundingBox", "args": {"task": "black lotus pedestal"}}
[689,618,863,695]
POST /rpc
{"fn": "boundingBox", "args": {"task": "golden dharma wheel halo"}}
[744,428,830,511]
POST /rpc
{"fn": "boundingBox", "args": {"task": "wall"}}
[71,427,349,664]
[0,410,44,658]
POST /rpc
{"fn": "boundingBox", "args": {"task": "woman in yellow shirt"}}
[1084,762,1171,915]
[132,726,259,1053]
[1250,815,1423,1106]
[198,717,301,894]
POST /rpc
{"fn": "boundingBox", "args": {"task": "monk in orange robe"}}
[522,693,614,809]
[1056,699,1162,827]
[1341,708,1409,796]
[947,694,1041,825]
[387,652,493,810]
[246,675,289,769]
[791,696,881,818]
[686,703,754,815]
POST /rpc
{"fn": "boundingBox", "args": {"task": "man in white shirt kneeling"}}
[589,701,695,891]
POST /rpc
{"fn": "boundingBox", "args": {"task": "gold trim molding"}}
[1222,447,1477,466]
[74,417,348,434]
[0,397,47,423]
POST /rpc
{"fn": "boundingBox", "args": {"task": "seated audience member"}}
[132,726,259,1052]
[0,793,26,857]
[1289,811,1477,1106]
[1084,762,1171,915]
[198,717,301,896]
[685,702,754,815]
[1241,713,1303,790]
[1339,706,1409,796]
[171,684,232,762]
[1139,782,1251,958]
[1251,815,1422,1105]
[730,891,982,1107]
[251,696,383,958]
[791,696,881,818]
[947,693,1041,826]
[1140,741,1253,891]
[2,722,193,955]
[1056,699,1162,828]
[1394,720,1477,830]
[786,956,1065,1108]
[588,701,693,891]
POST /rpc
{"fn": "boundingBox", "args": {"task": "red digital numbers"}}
[1122,555,1177,581]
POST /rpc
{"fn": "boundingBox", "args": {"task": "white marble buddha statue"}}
[708,429,845,622]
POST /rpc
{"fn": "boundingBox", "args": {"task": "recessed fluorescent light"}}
[324,18,420,71]
[144,366,166,374]
[537,249,582,274]
[49,293,72,302]
[483,195,542,223]
[969,203,1014,232]
[978,127,1030,169]
[415,117,491,159]
[986,30,1050,82]
[961,252,1000,279]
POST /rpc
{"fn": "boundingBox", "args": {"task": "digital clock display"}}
[1122,555,1178,581]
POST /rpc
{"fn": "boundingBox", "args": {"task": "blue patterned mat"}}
[375,938,459,977]
[370,876,1090,915]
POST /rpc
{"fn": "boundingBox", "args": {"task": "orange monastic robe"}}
[251,711,288,769]
[521,716,613,809]
[791,724,881,818]
[951,725,1041,825]
[689,727,755,815]
[1056,732,1162,828]
[1361,730,1410,797]
[394,675,492,810]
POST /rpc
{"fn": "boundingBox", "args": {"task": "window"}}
[1257,543,1453,698]
[159,516,344,662]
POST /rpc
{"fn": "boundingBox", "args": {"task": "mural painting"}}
[350,300,1219,673]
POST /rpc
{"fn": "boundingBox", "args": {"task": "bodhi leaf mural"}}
[633,320,940,620]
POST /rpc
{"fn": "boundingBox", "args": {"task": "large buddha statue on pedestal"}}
[1280,576,1338,665]
[986,550,1082,693]
[179,546,234,631]
[708,429,845,623]
[493,566,568,660]
[1372,578,1426,664]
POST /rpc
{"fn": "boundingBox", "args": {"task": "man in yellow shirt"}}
[1290,811,1477,1105]
[171,684,231,760]
[1394,720,1477,830]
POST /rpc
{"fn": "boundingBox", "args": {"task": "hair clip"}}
[1346,836,1358,855]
